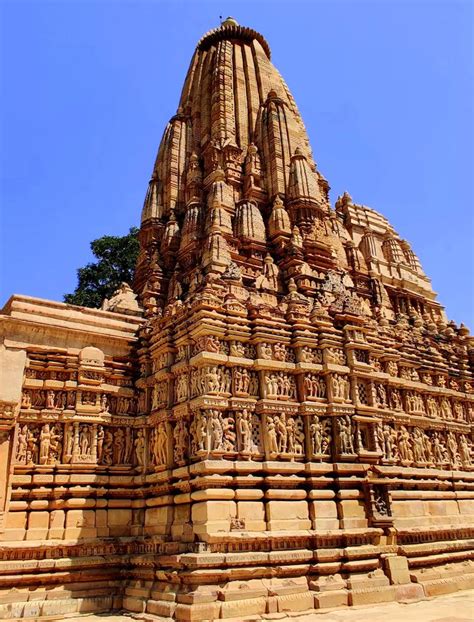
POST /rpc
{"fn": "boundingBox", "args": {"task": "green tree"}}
[64,227,139,308]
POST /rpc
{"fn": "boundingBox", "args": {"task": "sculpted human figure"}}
[318,377,327,398]
[97,425,104,462]
[101,394,109,413]
[276,415,287,453]
[134,430,145,467]
[265,374,276,397]
[338,416,354,454]
[114,428,125,464]
[453,402,464,421]
[221,415,236,452]
[26,427,38,464]
[196,412,207,452]
[412,428,425,463]
[286,417,296,453]
[223,368,232,393]
[248,372,259,396]
[21,391,32,409]
[101,430,114,465]
[459,435,471,466]
[390,388,402,411]
[398,426,413,462]
[422,432,432,463]
[267,417,278,454]
[376,384,387,406]
[300,346,314,363]
[427,396,439,418]
[79,425,91,456]
[446,431,458,464]
[48,425,62,463]
[124,427,133,463]
[432,433,445,464]
[310,416,323,454]
[207,367,220,393]
[230,341,245,357]
[46,390,55,409]
[440,398,452,419]
[210,411,223,451]
[16,425,28,463]
[39,424,52,464]
[273,343,286,361]
[380,424,396,460]
[239,410,252,453]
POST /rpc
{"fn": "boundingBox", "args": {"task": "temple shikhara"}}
[1,18,473,621]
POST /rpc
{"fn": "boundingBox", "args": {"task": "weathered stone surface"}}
[0,15,473,622]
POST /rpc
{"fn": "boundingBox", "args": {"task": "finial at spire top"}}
[221,16,239,27]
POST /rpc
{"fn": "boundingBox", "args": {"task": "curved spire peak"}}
[197,19,271,59]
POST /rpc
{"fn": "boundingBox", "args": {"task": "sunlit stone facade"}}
[1,18,473,620]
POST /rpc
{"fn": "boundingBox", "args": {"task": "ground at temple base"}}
[62,589,474,622]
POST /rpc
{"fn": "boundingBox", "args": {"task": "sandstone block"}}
[349,585,396,606]
[277,592,313,612]
[174,602,221,621]
[383,555,411,585]
[266,500,310,531]
[220,596,267,617]
[314,589,349,608]
[237,501,266,531]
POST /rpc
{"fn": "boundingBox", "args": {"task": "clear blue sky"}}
[1,0,473,325]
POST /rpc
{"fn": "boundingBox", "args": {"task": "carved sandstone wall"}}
[0,17,473,622]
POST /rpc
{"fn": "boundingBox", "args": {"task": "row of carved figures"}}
[150,370,472,421]
[20,389,137,414]
[15,422,144,466]
[13,414,472,469]
[147,339,473,394]
[376,423,472,467]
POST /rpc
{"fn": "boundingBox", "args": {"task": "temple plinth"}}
[1,18,473,621]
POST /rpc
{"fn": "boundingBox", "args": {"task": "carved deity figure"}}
[134,430,146,467]
[440,398,452,419]
[432,432,446,464]
[101,394,109,413]
[233,367,250,394]
[267,417,278,455]
[79,425,91,457]
[39,424,52,464]
[459,435,471,466]
[15,425,28,463]
[97,425,104,462]
[338,416,354,454]
[310,416,323,455]
[398,426,413,462]
[101,430,114,465]
[333,375,350,401]
[46,391,55,409]
[390,388,402,411]
[446,431,459,465]
[256,254,280,292]
[238,410,253,453]
[378,424,396,461]
[153,423,168,466]
[412,428,426,463]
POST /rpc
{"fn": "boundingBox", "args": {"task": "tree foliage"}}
[64,227,139,308]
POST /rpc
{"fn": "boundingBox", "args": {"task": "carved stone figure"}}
[337,416,354,454]
[238,410,253,453]
[39,424,52,464]
[134,430,146,467]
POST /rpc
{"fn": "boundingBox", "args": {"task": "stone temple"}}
[0,17,473,621]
